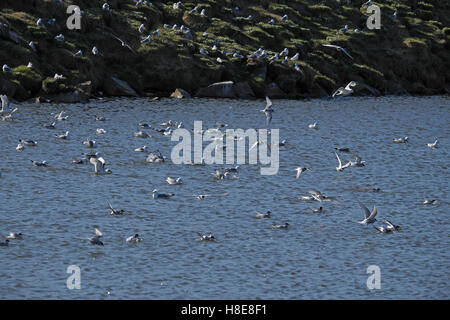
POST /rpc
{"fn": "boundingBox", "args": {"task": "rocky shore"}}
[0,0,449,103]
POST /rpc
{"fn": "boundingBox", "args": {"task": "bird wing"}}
[296,169,301,179]
[384,219,394,229]
[265,112,272,126]
[369,206,378,219]
[322,44,339,49]
[332,87,344,98]
[95,228,103,237]
[334,152,342,167]
[358,200,371,219]
[340,47,354,60]
[265,96,272,109]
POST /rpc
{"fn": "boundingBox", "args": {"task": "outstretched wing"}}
[358,200,371,219]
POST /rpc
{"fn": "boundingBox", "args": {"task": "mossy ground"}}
[0,0,449,100]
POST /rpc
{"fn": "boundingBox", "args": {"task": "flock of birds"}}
[0,90,442,246]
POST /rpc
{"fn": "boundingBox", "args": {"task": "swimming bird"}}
[54,110,68,121]
[271,223,289,229]
[393,136,408,144]
[334,147,350,153]
[134,146,148,152]
[90,156,111,174]
[138,122,150,128]
[166,177,183,185]
[261,96,274,126]
[332,81,357,98]
[197,232,216,241]
[255,210,271,218]
[146,150,164,163]
[427,139,438,149]
[83,139,96,148]
[134,130,151,138]
[309,206,324,213]
[16,143,24,151]
[0,239,9,246]
[89,228,104,245]
[108,203,124,215]
[96,128,106,134]
[385,219,401,231]
[126,234,142,243]
[152,189,175,199]
[308,122,319,130]
[295,167,310,179]
[322,44,354,60]
[224,166,239,174]
[6,232,23,240]
[334,152,351,171]
[43,122,56,129]
[423,198,435,205]
[374,225,394,234]
[308,190,341,204]
[357,200,378,225]
[19,139,37,146]
[55,131,69,139]
[31,160,48,167]
[348,153,365,167]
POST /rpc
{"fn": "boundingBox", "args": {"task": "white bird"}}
[294,64,301,72]
[29,41,36,51]
[54,34,65,42]
[19,139,37,146]
[268,19,275,25]
[308,122,319,130]
[88,228,104,245]
[2,64,12,73]
[200,9,206,16]
[322,43,354,60]
[335,152,351,172]
[393,136,408,144]
[339,24,349,33]
[134,130,151,138]
[271,223,289,229]
[281,14,288,22]
[152,189,175,199]
[423,198,436,205]
[279,48,289,57]
[392,11,398,19]
[427,139,438,149]
[36,18,45,27]
[384,219,401,231]
[102,3,110,11]
[108,203,124,215]
[357,201,378,225]
[55,131,69,139]
[54,73,64,79]
[197,232,216,241]
[146,150,165,163]
[83,139,96,148]
[6,232,23,240]
[290,52,299,61]
[92,46,99,55]
[282,56,289,65]
[200,48,209,55]
[73,50,82,57]
[255,210,271,218]
[16,143,24,151]
[31,160,48,167]
[90,156,111,174]
[173,2,182,10]
[96,128,106,134]
[27,61,33,68]
[332,81,357,98]
[1,94,11,113]
[126,234,143,243]
[138,24,145,34]
[269,54,278,61]
[261,96,274,126]
[166,177,183,185]
[295,167,310,179]
[134,146,148,152]
[111,34,136,54]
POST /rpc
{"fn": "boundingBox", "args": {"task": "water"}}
[0,96,449,299]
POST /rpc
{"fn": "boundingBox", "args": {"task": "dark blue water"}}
[0,95,449,299]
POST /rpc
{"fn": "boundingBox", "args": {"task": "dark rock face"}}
[196,81,255,99]
[103,77,137,97]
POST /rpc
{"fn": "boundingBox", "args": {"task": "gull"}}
[308,190,341,204]
[200,9,206,16]
[88,228,104,245]
[90,156,112,174]
[27,62,33,68]
[277,139,287,146]
[224,166,239,173]
[96,128,106,134]
[309,206,324,213]
[271,223,289,229]
[54,34,64,42]
[290,53,299,61]
[357,200,378,225]
[374,225,394,234]
[1,94,11,112]
[73,50,82,57]
[126,234,143,243]
[152,189,175,199]
[197,232,216,241]
[255,210,271,218]
[246,15,252,20]
[108,203,124,215]
[29,41,36,51]
[138,122,150,128]
[163,24,170,29]
[269,54,278,62]
[152,29,160,36]
[55,131,69,139]
[261,96,274,126]
[268,19,275,25]
[339,24,349,33]
[363,0,372,6]
[31,160,48,167]
[1,107,18,121]
[146,150,165,163]
[212,169,225,180]
[36,18,45,27]
[138,24,145,34]
[354,28,363,33]
[111,34,136,54]
[83,139,96,148]
[294,64,301,72]
[279,48,289,57]
[332,81,357,98]
[2,64,12,73]
[136,0,143,7]
[281,14,288,22]
[423,198,435,205]
[427,139,438,149]
[385,219,401,231]
[54,73,63,79]
[6,232,23,240]
[393,136,408,144]
[392,11,398,19]
[173,2,182,10]
[102,3,110,10]
[134,131,151,138]
[190,6,198,14]
[92,46,99,55]
[134,146,148,152]
[19,139,37,146]
[299,195,315,201]
[95,116,106,121]
[348,153,366,167]
[16,143,24,151]
[166,177,183,185]
[282,56,289,65]
[141,35,151,43]
[233,52,244,59]
[54,110,68,121]
[44,122,56,130]
[335,152,351,172]
[200,48,209,55]
[322,44,354,60]
[308,122,319,130]
[295,167,310,179]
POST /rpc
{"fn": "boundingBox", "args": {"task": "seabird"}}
[427,139,438,149]
[138,24,145,33]
[54,34,64,42]
[271,223,289,229]
[102,3,110,10]
[126,234,142,243]
[6,232,23,240]
[281,14,288,22]
[146,150,164,163]
[309,206,324,213]
[108,203,124,215]
[339,24,349,33]
[332,81,357,98]
[152,189,175,199]
[279,48,289,57]
[31,160,48,167]
[255,210,271,218]
[308,122,319,129]
[197,232,216,241]
[0,239,9,246]
[423,198,435,205]
[308,190,341,204]
[88,228,104,245]
[322,44,354,60]
[73,50,82,57]
[261,96,274,126]
[16,143,24,151]
[43,122,56,129]
[385,219,401,231]
[96,128,106,134]
[290,52,299,61]
[134,146,148,152]
[166,177,183,185]
[55,131,69,139]
[335,152,351,171]
[357,200,378,225]
[90,156,112,174]
[54,110,68,121]
[111,34,136,54]
[141,35,151,43]
[83,139,96,148]
[393,136,408,144]
[92,46,99,55]
[295,167,310,179]
[134,130,151,138]
[95,116,106,121]
[19,139,37,146]
[2,64,12,73]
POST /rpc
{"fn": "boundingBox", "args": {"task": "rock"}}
[196,81,255,98]
[0,23,21,44]
[0,76,18,97]
[265,82,287,98]
[50,90,89,103]
[170,88,192,99]
[103,76,137,97]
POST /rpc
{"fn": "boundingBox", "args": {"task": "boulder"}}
[170,88,192,99]
[233,81,255,99]
[50,90,89,103]
[103,76,137,97]
[0,76,18,97]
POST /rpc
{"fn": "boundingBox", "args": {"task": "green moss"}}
[12,65,42,94]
